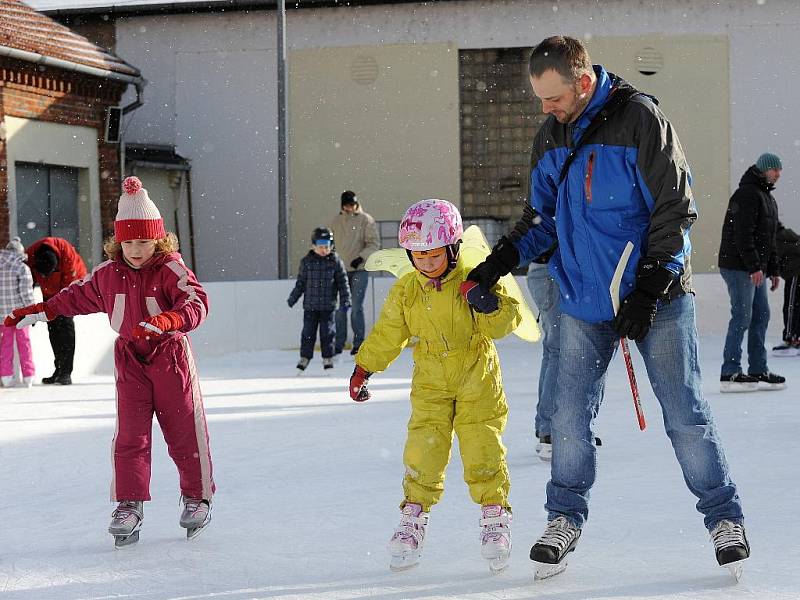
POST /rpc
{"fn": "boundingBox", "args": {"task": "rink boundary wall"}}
[24,273,785,377]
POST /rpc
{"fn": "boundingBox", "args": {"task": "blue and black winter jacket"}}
[512,65,696,323]
[288,251,351,312]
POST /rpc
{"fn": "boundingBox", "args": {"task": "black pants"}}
[47,316,75,376]
[300,310,335,360]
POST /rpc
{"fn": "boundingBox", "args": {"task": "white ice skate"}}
[480,504,512,574]
[1,375,14,387]
[388,503,428,572]
[109,500,143,548]
[530,516,581,581]
[710,520,749,581]
[180,497,212,540]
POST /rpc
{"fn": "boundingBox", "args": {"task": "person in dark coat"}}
[772,225,800,355]
[287,227,351,372]
[718,152,786,391]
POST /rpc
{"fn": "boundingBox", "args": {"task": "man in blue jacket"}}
[468,36,748,578]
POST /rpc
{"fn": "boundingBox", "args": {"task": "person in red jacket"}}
[25,237,88,385]
[7,176,214,546]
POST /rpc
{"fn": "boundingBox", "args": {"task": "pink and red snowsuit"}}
[45,251,214,502]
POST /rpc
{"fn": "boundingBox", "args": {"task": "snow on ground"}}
[0,334,798,600]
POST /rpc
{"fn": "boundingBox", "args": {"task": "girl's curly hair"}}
[104,232,180,261]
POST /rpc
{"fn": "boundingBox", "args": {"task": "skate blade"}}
[726,560,744,582]
[185,516,211,540]
[389,552,421,572]
[113,530,140,548]
[488,555,510,574]
[534,560,568,581]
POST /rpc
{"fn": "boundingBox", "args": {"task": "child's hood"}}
[0,248,26,269]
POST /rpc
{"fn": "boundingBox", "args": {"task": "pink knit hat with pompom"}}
[115,176,166,242]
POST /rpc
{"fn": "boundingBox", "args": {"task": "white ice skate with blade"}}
[388,503,428,572]
[109,500,143,548]
[180,497,212,540]
[480,504,512,573]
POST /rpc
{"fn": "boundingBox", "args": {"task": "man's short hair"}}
[33,246,59,276]
[529,36,593,82]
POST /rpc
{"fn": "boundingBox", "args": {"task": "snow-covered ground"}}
[1,334,798,600]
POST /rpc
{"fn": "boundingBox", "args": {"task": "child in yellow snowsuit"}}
[348,199,522,573]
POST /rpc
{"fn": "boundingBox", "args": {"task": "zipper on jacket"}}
[584,151,595,204]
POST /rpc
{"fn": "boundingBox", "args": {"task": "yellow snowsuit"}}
[356,259,522,512]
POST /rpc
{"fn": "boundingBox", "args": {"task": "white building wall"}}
[114,0,800,281]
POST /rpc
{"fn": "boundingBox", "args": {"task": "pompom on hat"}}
[115,176,166,242]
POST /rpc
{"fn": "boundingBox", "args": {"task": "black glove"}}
[460,281,499,313]
[466,236,520,292]
[350,257,364,269]
[612,259,676,342]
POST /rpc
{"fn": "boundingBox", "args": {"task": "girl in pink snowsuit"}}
[6,177,214,542]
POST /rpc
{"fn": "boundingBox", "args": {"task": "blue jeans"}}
[720,268,770,376]
[526,263,562,438]
[547,294,743,530]
[301,310,335,359]
[335,270,369,352]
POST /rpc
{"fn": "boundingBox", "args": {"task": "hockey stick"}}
[610,242,647,431]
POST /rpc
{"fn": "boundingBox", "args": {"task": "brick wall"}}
[0,57,126,245]
[459,47,547,224]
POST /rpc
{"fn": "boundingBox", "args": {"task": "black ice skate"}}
[109,500,143,548]
[530,516,581,580]
[710,520,749,581]
[180,497,212,540]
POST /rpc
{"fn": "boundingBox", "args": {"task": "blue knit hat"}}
[756,153,782,172]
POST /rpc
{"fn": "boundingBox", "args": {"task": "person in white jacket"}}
[0,237,36,387]
[330,190,380,355]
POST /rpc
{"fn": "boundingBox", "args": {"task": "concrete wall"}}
[113,0,800,280]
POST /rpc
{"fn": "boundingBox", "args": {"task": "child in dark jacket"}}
[288,227,351,371]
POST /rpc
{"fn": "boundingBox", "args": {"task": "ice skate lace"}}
[392,510,428,546]
[536,516,577,551]
[112,501,141,521]
[181,497,207,516]
[480,509,510,543]
[711,520,745,550]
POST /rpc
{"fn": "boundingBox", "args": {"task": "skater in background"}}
[348,199,521,573]
[718,152,786,391]
[6,177,214,546]
[26,236,87,385]
[0,237,36,387]
[468,36,748,578]
[526,261,602,461]
[287,227,351,372]
[330,190,380,356]
[772,224,800,356]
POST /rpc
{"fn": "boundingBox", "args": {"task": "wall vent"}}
[350,55,379,85]
[634,47,663,76]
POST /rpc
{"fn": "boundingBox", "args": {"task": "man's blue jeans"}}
[720,268,770,376]
[526,263,561,438]
[335,270,369,352]
[547,294,743,530]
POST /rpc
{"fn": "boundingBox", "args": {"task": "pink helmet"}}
[398,199,463,251]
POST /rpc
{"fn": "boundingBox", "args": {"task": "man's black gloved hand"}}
[466,236,520,292]
[612,259,676,343]
[350,257,364,270]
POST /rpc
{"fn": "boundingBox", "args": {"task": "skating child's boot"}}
[109,500,143,548]
[480,504,512,573]
[388,502,428,572]
[180,497,212,539]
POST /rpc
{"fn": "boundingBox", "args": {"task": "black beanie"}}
[34,247,59,276]
[341,190,358,207]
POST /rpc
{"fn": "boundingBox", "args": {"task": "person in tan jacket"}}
[330,190,380,355]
